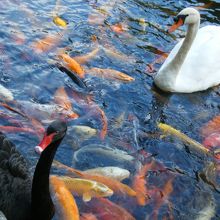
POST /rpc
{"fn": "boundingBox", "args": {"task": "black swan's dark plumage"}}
[0,120,67,220]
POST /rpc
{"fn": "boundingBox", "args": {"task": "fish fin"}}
[82,192,92,202]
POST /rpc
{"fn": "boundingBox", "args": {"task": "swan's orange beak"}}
[35,132,56,154]
[168,18,184,33]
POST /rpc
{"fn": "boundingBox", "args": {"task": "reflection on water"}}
[0,0,220,219]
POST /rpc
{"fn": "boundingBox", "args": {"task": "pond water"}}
[0,0,220,219]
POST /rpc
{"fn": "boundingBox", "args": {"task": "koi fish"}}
[96,106,107,139]
[88,68,134,82]
[147,53,168,74]
[110,23,128,34]
[58,53,85,78]
[150,178,174,220]
[71,125,97,139]
[84,198,136,220]
[83,166,130,182]
[102,46,136,63]
[73,145,137,170]
[53,160,136,197]
[16,101,78,122]
[203,132,220,148]
[73,48,99,65]
[50,176,80,220]
[32,33,63,53]
[201,115,220,137]
[133,161,153,206]
[59,176,113,202]
[53,16,68,27]
[54,87,77,116]
[158,123,209,154]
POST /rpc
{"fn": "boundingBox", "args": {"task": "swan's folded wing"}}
[0,133,29,179]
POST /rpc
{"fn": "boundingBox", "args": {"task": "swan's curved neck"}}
[170,20,200,74]
[31,138,62,220]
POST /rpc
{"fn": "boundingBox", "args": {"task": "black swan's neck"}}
[31,138,62,220]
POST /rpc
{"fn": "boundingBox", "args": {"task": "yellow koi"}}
[158,123,209,154]
[59,176,113,202]
[53,16,68,27]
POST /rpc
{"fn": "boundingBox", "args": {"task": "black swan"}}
[0,120,67,220]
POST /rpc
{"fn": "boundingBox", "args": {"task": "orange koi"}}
[54,87,79,119]
[54,87,72,111]
[147,53,168,74]
[50,175,80,220]
[85,198,136,220]
[73,48,99,65]
[0,102,26,118]
[96,106,107,140]
[110,23,128,34]
[133,161,153,206]
[151,178,174,220]
[58,53,85,78]
[32,33,63,53]
[201,115,220,137]
[53,160,136,197]
[88,67,134,82]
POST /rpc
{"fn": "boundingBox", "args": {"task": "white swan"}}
[154,7,220,93]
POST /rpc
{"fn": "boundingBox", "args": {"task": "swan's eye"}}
[175,14,188,23]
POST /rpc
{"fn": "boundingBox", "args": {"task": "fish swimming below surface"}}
[83,166,130,182]
[52,160,136,197]
[87,68,135,82]
[71,125,97,140]
[73,144,141,171]
[50,176,80,220]
[59,176,113,202]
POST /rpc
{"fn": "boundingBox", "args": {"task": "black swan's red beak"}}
[34,120,67,154]
[35,133,56,154]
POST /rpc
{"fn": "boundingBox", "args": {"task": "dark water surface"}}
[0,0,220,219]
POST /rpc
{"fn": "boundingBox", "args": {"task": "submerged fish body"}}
[88,67,134,82]
[50,176,80,220]
[83,166,130,181]
[17,101,77,122]
[71,125,97,139]
[59,176,113,202]
[73,144,140,171]
[58,54,85,78]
